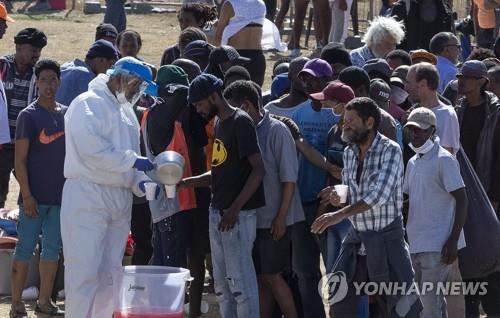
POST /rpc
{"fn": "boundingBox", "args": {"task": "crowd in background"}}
[0,0,499,317]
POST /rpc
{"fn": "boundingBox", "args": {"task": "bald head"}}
[172,58,201,82]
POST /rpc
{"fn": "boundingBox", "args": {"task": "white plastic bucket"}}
[113,266,192,318]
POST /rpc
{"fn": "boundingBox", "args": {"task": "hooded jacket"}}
[64,74,149,196]
[456,91,500,198]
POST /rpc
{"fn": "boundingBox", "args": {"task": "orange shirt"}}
[474,0,496,29]
[205,118,216,171]
[141,110,197,211]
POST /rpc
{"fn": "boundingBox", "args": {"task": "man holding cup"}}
[312,97,422,317]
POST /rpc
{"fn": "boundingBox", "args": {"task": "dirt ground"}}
[0,4,318,317]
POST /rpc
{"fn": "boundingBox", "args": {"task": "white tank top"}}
[221,0,266,45]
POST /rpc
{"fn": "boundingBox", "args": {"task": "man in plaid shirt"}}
[312,97,421,317]
[313,97,404,232]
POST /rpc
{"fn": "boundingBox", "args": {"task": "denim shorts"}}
[14,205,62,262]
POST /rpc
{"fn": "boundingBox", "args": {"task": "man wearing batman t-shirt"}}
[181,73,265,318]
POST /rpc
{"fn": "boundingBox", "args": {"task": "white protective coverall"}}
[61,74,150,318]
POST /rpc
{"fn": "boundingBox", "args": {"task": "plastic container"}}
[113,266,192,318]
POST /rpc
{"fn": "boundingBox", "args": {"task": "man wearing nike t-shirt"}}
[10,59,65,317]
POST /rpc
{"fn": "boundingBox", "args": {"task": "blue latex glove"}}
[139,181,161,200]
[133,156,155,172]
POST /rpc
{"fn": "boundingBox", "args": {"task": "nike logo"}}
[39,129,64,144]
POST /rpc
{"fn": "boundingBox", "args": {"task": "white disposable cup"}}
[334,184,349,203]
[144,182,157,201]
[165,185,176,198]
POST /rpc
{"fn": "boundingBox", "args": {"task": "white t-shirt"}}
[404,144,466,254]
[264,99,307,119]
[431,102,460,155]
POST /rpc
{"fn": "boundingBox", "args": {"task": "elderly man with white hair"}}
[350,16,405,67]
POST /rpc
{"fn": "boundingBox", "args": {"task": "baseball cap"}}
[370,79,391,103]
[457,60,488,79]
[299,58,333,78]
[363,58,392,79]
[271,73,291,99]
[14,28,47,48]
[86,40,120,60]
[0,3,14,22]
[405,107,436,130]
[392,65,410,83]
[309,80,355,103]
[156,65,189,87]
[410,49,437,65]
[188,73,224,104]
[183,40,214,59]
[209,45,251,65]
[107,57,158,96]
[95,23,118,41]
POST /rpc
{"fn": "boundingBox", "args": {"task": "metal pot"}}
[154,151,185,185]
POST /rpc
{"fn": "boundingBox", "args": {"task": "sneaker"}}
[35,300,65,316]
[9,302,27,318]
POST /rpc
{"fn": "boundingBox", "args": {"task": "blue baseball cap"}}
[188,73,223,104]
[86,40,119,60]
[107,57,158,96]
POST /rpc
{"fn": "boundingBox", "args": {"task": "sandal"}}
[9,302,27,318]
[35,300,65,316]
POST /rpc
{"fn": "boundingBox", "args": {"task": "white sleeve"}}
[0,81,10,144]
[438,109,460,154]
[68,100,138,173]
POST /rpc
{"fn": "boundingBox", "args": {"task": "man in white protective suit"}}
[60,56,159,318]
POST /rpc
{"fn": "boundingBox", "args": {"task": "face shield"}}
[107,57,159,108]
[115,71,148,108]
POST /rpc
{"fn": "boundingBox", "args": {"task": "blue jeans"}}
[14,205,62,262]
[292,201,326,318]
[150,212,188,267]
[326,218,352,272]
[209,207,259,318]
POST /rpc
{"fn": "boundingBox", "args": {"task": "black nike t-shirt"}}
[15,102,67,205]
[211,109,265,211]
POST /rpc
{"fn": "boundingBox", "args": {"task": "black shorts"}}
[185,207,210,256]
[252,227,292,275]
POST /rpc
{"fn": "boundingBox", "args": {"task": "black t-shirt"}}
[211,109,265,210]
[460,103,486,169]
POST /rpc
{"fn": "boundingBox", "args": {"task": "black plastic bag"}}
[457,147,500,279]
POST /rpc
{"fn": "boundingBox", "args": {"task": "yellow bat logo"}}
[212,139,227,167]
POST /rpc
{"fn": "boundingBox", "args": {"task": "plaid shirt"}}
[342,133,404,232]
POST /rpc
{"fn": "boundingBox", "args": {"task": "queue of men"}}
[0,2,500,318]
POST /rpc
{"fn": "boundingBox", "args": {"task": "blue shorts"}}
[14,205,62,262]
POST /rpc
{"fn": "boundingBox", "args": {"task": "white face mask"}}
[390,86,409,105]
[409,138,435,154]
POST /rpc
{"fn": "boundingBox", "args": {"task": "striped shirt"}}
[0,54,37,141]
[342,132,404,232]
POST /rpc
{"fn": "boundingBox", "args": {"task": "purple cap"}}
[298,58,333,78]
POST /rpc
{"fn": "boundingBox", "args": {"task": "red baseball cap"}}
[309,80,355,103]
